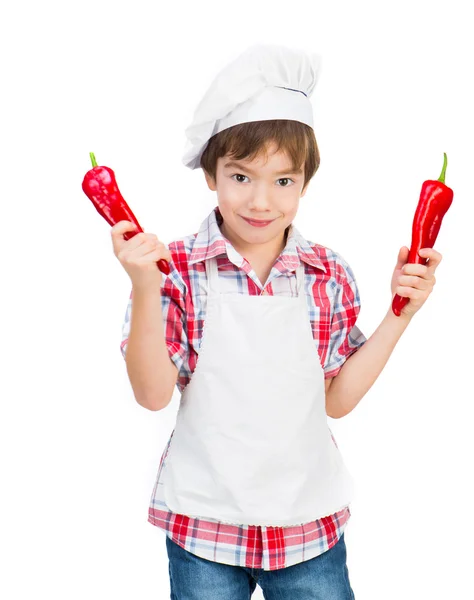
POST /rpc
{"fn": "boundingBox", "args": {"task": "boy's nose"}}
[249,188,273,208]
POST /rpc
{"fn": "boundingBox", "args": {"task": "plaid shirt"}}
[121,205,367,571]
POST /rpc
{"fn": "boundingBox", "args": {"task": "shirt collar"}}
[188,206,327,273]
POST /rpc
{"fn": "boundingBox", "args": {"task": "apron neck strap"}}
[204,257,305,296]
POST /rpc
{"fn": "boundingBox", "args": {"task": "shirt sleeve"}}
[120,260,189,378]
[324,256,367,379]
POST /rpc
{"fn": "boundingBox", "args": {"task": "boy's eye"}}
[277,178,294,187]
[231,174,294,186]
[232,174,249,183]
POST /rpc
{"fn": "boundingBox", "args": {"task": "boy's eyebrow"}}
[223,160,303,176]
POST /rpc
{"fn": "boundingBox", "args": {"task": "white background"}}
[1,0,473,598]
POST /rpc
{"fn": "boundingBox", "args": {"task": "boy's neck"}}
[219,217,289,273]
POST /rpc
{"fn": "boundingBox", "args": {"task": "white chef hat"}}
[182,43,322,170]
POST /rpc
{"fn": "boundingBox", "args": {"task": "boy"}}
[115,44,441,599]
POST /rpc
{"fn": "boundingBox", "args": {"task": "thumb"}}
[396,246,409,269]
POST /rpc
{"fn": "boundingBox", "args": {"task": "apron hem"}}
[161,496,353,528]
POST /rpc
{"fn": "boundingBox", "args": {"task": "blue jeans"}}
[166,532,355,599]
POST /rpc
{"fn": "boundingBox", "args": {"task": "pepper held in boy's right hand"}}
[391,153,454,317]
[81,152,171,276]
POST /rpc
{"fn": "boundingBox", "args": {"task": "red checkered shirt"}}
[121,205,367,571]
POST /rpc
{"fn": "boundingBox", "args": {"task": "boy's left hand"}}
[390,246,443,319]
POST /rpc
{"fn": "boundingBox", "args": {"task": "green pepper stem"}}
[438,152,447,183]
[90,152,98,168]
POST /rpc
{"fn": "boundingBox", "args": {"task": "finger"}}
[398,275,431,290]
[126,232,158,252]
[419,247,442,261]
[402,263,429,277]
[418,248,442,275]
[395,286,424,301]
[110,222,136,253]
[110,221,137,251]
[113,230,149,256]
[138,241,172,262]
[110,220,138,241]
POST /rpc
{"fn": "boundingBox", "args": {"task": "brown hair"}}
[200,119,320,192]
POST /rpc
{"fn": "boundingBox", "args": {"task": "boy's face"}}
[204,142,309,256]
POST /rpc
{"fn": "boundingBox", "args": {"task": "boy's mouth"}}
[241,216,275,227]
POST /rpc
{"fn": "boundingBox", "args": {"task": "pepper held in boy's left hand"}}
[391,153,453,317]
[81,152,170,276]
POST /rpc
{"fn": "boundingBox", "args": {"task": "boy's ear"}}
[204,169,217,191]
[301,181,309,197]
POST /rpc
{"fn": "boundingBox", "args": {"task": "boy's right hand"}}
[111,221,172,290]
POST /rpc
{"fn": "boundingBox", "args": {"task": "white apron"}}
[162,256,355,527]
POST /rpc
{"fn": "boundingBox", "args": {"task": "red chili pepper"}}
[392,153,453,317]
[81,152,170,276]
